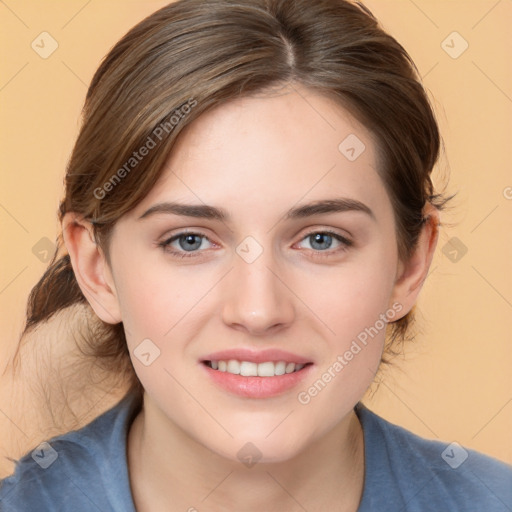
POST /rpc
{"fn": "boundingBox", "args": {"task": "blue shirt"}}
[1,391,511,511]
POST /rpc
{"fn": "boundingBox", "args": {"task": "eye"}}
[158,231,214,258]
[296,230,352,257]
[158,229,353,260]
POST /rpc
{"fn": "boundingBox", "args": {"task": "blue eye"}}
[297,231,352,256]
[159,232,213,258]
[305,232,337,250]
[159,229,352,259]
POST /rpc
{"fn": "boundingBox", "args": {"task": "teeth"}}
[285,362,295,374]
[226,360,240,374]
[240,361,258,376]
[273,361,286,375]
[259,361,280,377]
[207,360,307,376]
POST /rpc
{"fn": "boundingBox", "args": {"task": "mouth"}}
[202,359,313,377]
[199,348,315,398]
[200,357,314,398]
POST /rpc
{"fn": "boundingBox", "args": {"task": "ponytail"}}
[24,247,85,333]
[20,239,142,399]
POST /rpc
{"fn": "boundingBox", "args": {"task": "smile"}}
[203,360,311,377]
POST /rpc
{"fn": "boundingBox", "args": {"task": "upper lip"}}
[201,348,313,365]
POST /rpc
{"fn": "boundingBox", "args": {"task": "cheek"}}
[111,259,196,403]
[292,241,397,400]
[300,240,398,347]
[294,289,392,429]
[111,247,190,341]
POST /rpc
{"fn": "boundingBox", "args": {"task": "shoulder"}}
[0,391,141,512]
[356,403,512,511]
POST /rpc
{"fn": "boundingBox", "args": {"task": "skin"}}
[63,84,439,511]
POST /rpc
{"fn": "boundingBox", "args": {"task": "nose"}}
[221,250,296,336]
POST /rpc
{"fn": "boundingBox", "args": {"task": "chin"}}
[204,433,307,467]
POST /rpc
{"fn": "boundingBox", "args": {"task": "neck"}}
[127,395,365,512]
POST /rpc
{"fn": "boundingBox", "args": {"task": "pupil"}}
[180,234,201,251]
[311,233,332,250]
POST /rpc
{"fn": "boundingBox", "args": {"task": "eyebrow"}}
[138,197,375,222]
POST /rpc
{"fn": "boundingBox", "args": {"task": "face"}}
[106,84,405,462]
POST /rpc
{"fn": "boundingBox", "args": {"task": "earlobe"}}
[389,204,440,318]
[62,213,122,325]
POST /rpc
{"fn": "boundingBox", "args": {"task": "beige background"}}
[1,0,511,473]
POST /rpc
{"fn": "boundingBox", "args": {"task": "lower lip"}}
[200,362,314,398]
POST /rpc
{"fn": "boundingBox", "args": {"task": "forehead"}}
[130,85,391,223]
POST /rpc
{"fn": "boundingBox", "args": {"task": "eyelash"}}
[158,229,353,260]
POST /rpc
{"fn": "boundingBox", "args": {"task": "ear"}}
[62,212,122,324]
[389,203,440,319]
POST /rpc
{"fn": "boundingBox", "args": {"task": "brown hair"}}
[22,0,452,402]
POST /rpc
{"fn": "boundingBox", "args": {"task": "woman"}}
[1,0,511,510]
